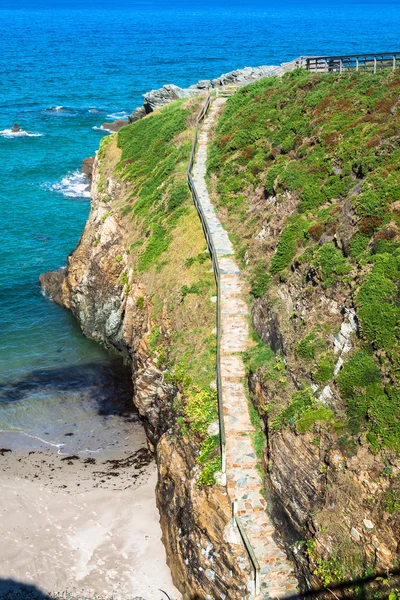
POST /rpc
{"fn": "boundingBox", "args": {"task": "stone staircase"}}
[191,97,299,599]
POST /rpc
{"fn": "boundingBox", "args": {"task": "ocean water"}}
[0,0,399,451]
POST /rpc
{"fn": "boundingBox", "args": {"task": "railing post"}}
[356,57,359,71]
[373,56,377,73]
[339,58,343,74]
[393,56,396,72]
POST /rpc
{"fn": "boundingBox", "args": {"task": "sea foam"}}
[49,170,91,199]
[0,129,42,138]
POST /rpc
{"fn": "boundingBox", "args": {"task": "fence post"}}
[339,58,343,74]
[356,57,359,71]
[373,56,377,73]
[393,56,397,72]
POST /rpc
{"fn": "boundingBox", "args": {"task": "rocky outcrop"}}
[129,64,280,123]
[143,84,198,113]
[100,119,129,132]
[40,150,252,600]
[210,65,280,87]
[81,156,95,182]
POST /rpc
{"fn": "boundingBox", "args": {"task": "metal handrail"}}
[187,94,261,597]
[233,501,261,597]
[186,92,226,474]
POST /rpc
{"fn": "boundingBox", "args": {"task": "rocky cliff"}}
[41,66,400,599]
[41,96,253,600]
[207,68,400,594]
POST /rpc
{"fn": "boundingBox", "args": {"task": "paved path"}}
[192,97,298,599]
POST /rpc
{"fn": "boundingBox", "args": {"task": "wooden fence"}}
[299,52,400,73]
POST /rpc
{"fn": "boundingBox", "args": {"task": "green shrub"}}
[243,339,275,375]
[138,224,171,272]
[168,180,189,211]
[312,354,335,384]
[271,387,314,431]
[197,457,222,486]
[250,263,270,298]
[270,225,299,274]
[296,406,335,433]
[312,243,351,287]
[296,332,317,360]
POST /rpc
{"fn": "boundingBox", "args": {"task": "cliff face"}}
[207,69,400,591]
[41,98,252,600]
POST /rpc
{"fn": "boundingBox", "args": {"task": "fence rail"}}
[187,93,261,597]
[300,52,400,73]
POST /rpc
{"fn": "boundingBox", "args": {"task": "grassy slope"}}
[207,69,400,583]
[98,98,220,485]
[208,69,400,451]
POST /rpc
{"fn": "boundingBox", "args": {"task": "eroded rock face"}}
[252,296,285,354]
[81,156,95,182]
[143,84,198,113]
[40,153,251,600]
[248,274,400,587]
[211,65,279,87]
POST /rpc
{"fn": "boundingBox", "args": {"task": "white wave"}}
[0,429,65,452]
[107,110,129,120]
[0,129,42,138]
[92,125,114,133]
[49,170,91,199]
[48,105,64,111]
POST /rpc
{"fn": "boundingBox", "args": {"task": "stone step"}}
[191,96,299,599]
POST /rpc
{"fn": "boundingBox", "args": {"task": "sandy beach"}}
[0,428,180,600]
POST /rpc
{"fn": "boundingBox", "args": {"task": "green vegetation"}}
[296,332,318,360]
[136,296,144,310]
[117,101,193,273]
[243,335,275,375]
[248,401,266,459]
[270,387,333,433]
[337,350,400,454]
[207,68,400,455]
[96,96,219,485]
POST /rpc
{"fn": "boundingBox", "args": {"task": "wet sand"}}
[0,430,180,600]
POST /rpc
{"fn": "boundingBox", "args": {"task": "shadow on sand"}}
[0,359,136,419]
[0,579,50,599]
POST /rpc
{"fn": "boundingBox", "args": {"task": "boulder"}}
[129,105,146,123]
[189,79,211,90]
[143,84,198,113]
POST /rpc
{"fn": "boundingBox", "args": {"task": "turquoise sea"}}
[1,0,400,451]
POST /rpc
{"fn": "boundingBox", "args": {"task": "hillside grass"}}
[208,69,400,455]
[97,97,220,484]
